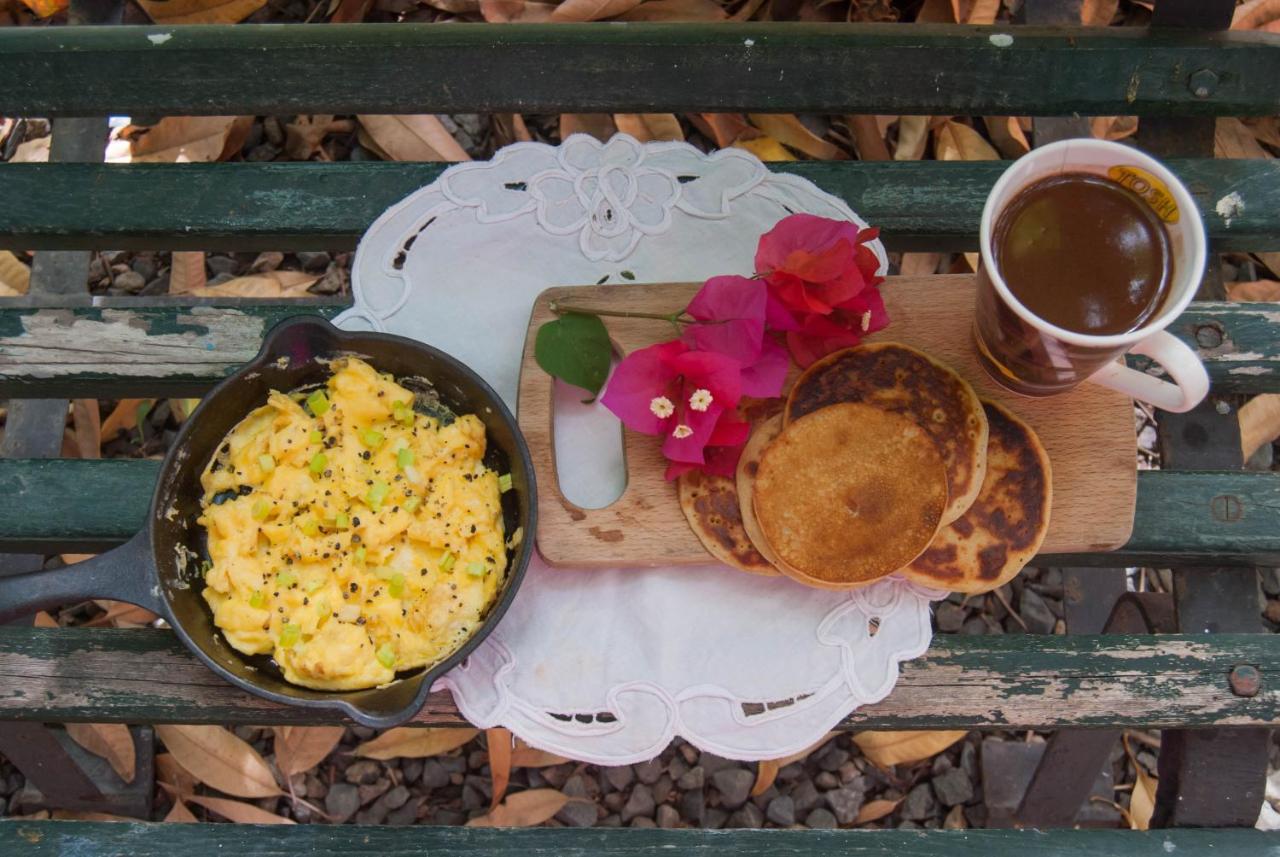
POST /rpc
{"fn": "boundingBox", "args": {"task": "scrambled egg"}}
[198,357,507,691]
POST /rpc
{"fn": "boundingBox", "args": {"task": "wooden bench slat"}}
[0,824,1275,855]
[1,627,1275,729]
[0,464,1276,565]
[0,160,1277,253]
[1,300,1276,399]
[2,24,1278,118]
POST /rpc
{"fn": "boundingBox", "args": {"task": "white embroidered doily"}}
[336,134,941,764]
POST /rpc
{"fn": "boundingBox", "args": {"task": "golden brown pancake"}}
[754,403,949,589]
[678,469,778,576]
[735,415,785,571]
[785,343,987,525]
[901,401,1052,594]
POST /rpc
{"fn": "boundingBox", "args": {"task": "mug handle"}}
[1087,330,1209,413]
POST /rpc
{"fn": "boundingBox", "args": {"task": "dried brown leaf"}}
[900,253,943,277]
[0,251,31,295]
[983,116,1029,158]
[560,114,618,143]
[487,728,513,810]
[852,730,968,768]
[272,726,345,778]
[733,135,797,161]
[330,0,373,22]
[479,0,558,22]
[752,760,780,796]
[168,251,207,295]
[156,752,199,796]
[1240,393,1280,461]
[358,115,471,162]
[182,270,321,299]
[1226,280,1280,302]
[137,0,267,24]
[33,611,58,628]
[1080,0,1119,26]
[164,798,199,823]
[1233,0,1280,31]
[86,599,159,628]
[731,0,767,20]
[466,788,571,827]
[617,0,728,20]
[1090,116,1139,142]
[101,399,151,443]
[747,114,845,159]
[355,727,479,760]
[934,119,1000,162]
[492,114,533,146]
[893,116,930,160]
[614,113,685,142]
[854,797,902,823]
[185,793,296,824]
[1244,117,1280,149]
[11,137,50,163]
[846,115,891,161]
[50,810,136,821]
[510,742,571,768]
[551,0,642,21]
[1122,733,1156,830]
[1216,118,1273,160]
[285,115,355,161]
[115,116,252,164]
[953,0,998,24]
[65,724,135,783]
[156,725,282,798]
[690,113,753,148]
[70,399,100,459]
[249,251,284,273]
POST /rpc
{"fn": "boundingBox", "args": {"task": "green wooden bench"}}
[2,0,1280,851]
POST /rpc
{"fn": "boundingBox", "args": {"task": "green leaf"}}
[620,270,636,280]
[535,312,612,401]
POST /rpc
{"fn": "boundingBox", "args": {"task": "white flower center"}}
[649,396,675,419]
[688,388,713,412]
[672,424,693,439]
[860,310,872,332]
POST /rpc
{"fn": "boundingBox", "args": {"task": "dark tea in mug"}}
[993,173,1175,336]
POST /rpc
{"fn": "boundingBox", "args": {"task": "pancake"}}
[753,403,949,589]
[902,401,1052,594]
[735,415,785,571]
[785,343,988,525]
[678,469,778,576]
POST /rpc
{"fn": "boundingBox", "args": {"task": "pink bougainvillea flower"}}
[664,443,746,481]
[600,340,742,434]
[756,214,883,317]
[682,275,790,398]
[786,287,889,368]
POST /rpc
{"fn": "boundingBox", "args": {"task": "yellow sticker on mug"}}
[1107,165,1180,224]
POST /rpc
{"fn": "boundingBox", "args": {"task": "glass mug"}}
[973,138,1210,413]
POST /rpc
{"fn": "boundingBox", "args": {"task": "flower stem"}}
[550,301,688,326]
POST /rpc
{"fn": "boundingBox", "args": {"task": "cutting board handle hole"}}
[552,367,628,510]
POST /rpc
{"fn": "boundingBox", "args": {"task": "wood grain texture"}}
[2,159,1278,253]
[2,627,1277,730]
[521,278,1135,568]
[0,298,1275,398]
[1,24,1278,117]
[0,824,1276,856]
[2,459,1272,565]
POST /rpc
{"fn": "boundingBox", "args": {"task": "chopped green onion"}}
[299,518,320,538]
[305,390,330,416]
[388,573,405,598]
[467,561,486,577]
[376,643,396,669]
[361,428,385,449]
[366,480,390,512]
[280,624,301,648]
[309,452,327,475]
[404,496,421,513]
[199,560,213,577]
[258,454,275,474]
[498,473,513,493]
[335,512,350,530]
[354,546,367,565]
[393,401,414,425]
[396,448,414,469]
[305,576,324,594]
[276,569,297,588]
[439,551,456,573]
[251,498,271,520]
[249,590,266,609]
[310,429,323,443]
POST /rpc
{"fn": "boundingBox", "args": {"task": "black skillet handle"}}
[0,531,163,623]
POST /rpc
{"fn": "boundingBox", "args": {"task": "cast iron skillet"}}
[0,316,536,728]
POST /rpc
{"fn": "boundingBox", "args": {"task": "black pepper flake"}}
[324,470,332,478]
[342,592,349,600]
[470,524,476,534]
[353,517,361,526]
[351,534,362,544]
[361,451,371,460]
[303,597,310,605]
[277,607,284,613]
[350,582,358,593]
[356,617,366,625]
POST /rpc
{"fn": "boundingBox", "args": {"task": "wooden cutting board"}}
[518,275,1137,568]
